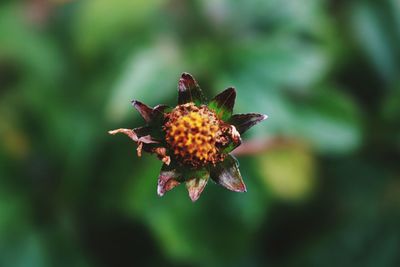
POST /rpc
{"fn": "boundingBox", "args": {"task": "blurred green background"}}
[1,0,400,266]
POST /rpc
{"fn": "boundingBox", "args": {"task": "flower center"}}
[164,103,225,167]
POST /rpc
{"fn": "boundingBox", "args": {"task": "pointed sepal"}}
[228,113,268,134]
[131,101,169,126]
[185,168,209,201]
[186,178,209,202]
[208,87,236,121]
[157,164,182,197]
[131,100,153,123]
[178,72,206,105]
[210,154,246,192]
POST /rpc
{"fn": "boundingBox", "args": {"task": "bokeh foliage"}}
[0,0,399,266]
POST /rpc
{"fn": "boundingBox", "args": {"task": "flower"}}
[109,73,268,201]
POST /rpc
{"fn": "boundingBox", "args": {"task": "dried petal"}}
[154,147,171,165]
[157,164,182,197]
[229,113,268,134]
[208,87,236,121]
[178,73,206,105]
[210,154,246,192]
[137,142,143,157]
[131,100,153,123]
[108,128,160,158]
[108,127,159,143]
[108,128,138,141]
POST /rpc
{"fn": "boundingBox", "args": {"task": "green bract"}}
[109,73,268,201]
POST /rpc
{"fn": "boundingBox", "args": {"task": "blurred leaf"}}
[228,75,362,154]
[1,0,398,266]
[123,157,269,266]
[202,0,330,36]
[74,0,165,57]
[0,191,27,238]
[351,1,400,84]
[106,41,182,122]
[257,143,316,201]
[0,233,49,267]
[289,161,400,267]
[230,36,330,92]
[390,0,400,38]
[297,87,362,154]
[0,4,64,87]
[382,85,400,149]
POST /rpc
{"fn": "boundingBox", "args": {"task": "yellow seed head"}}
[164,103,226,167]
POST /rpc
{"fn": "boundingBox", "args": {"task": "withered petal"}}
[108,127,159,144]
[210,154,246,192]
[178,72,206,105]
[157,164,182,197]
[108,128,138,141]
[131,100,153,123]
[229,113,268,134]
[208,87,236,121]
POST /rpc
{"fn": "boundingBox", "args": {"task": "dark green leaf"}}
[210,154,246,192]
[178,72,206,105]
[208,87,236,121]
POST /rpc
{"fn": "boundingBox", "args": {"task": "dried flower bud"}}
[109,73,267,201]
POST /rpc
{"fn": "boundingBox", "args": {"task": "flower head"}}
[109,73,267,201]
